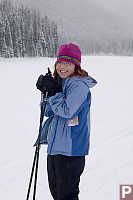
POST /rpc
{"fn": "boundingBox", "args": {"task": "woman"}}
[36,43,97,200]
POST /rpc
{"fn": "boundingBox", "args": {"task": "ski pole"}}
[26,147,38,200]
[33,92,48,200]
[26,91,48,200]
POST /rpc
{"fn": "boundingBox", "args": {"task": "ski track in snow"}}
[0,56,133,200]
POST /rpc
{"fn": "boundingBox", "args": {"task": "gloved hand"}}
[36,71,62,97]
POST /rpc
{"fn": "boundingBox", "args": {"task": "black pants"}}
[47,154,85,200]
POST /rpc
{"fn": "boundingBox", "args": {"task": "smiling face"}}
[56,62,75,78]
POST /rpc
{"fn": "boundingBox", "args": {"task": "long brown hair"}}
[53,64,88,81]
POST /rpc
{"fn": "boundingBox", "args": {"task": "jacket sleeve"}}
[48,80,89,119]
[40,100,54,117]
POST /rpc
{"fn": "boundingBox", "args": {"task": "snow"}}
[0,56,133,200]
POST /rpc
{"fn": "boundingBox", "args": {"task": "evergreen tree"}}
[4,17,13,57]
[50,21,58,57]
[39,18,47,56]
[43,16,50,56]
[0,21,8,57]
[36,40,43,56]
[28,23,35,56]
[9,12,19,57]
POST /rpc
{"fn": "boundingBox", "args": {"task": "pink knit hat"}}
[55,43,81,67]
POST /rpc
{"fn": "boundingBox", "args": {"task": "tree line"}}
[82,38,133,56]
[0,0,58,58]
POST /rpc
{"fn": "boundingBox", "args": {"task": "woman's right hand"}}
[36,73,62,96]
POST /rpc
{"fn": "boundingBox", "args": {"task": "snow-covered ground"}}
[0,56,133,200]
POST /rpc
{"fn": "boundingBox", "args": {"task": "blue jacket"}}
[35,76,97,156]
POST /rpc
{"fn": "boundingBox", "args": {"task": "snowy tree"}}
[4,17,13,57]
[32,9,40,51]
[9,12,19,57]
[39,18,47,56]
[50,22,58,57]
[0,21,8,57]
[43,16,51,56]
[36,40,43,56]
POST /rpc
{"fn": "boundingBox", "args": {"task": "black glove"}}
[36,69,62,97]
